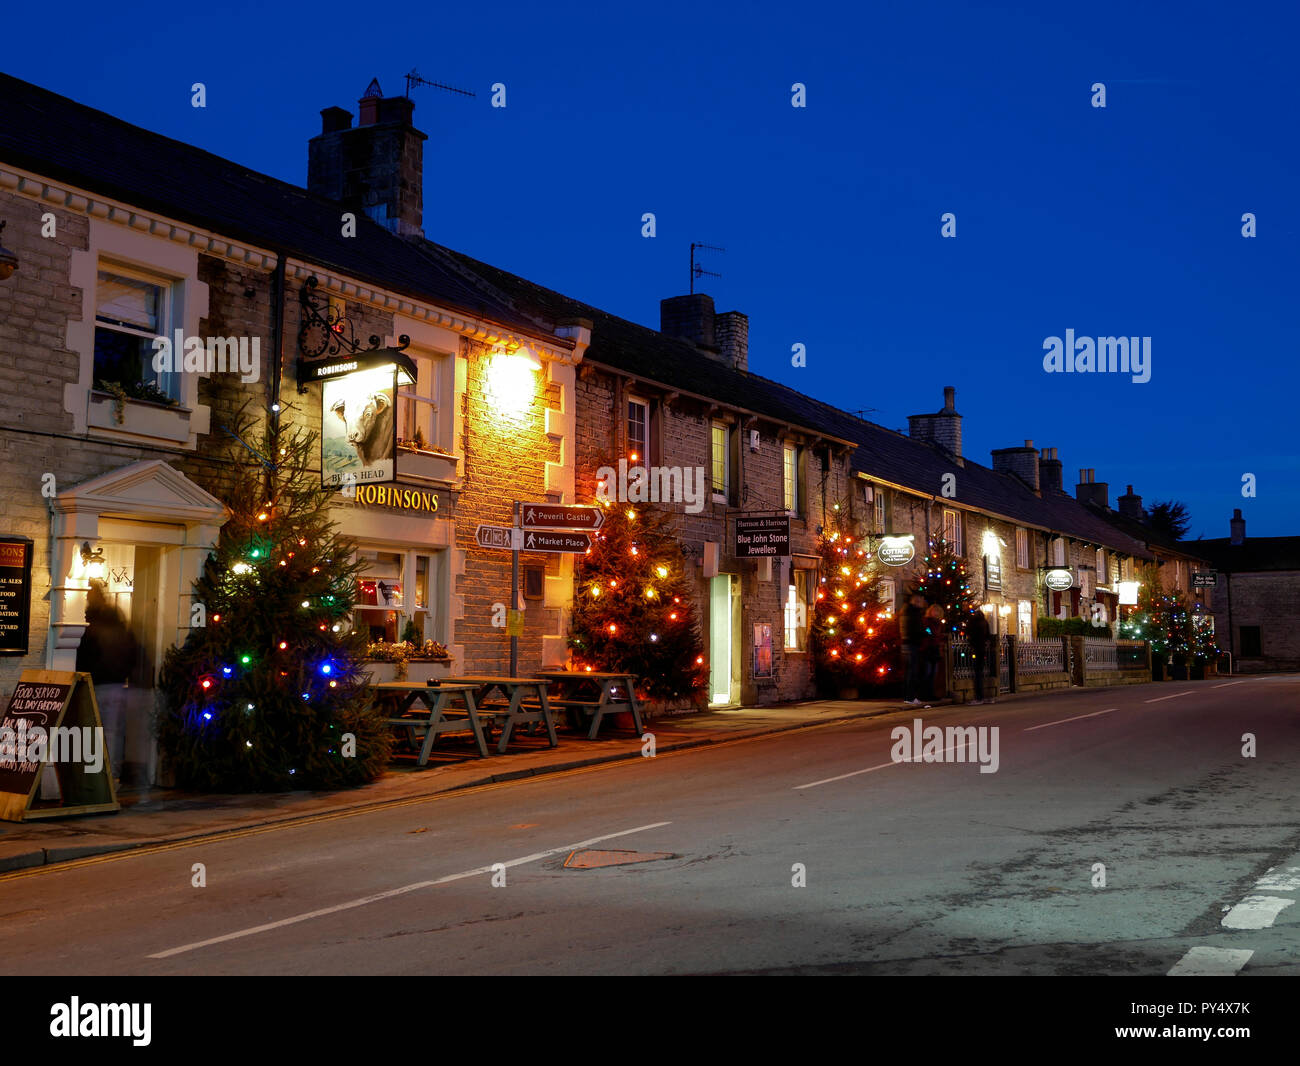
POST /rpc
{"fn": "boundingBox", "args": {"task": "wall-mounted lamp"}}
[0,221,18,282]
[486,346,542,416]
[80,541,107,583]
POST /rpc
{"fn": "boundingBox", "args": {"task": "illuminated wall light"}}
[485,348,542,416]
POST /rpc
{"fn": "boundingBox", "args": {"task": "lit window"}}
[94,268,178,402]
[1052,537,1066,566]
[1016,528,1029,569]
[711,421,729,497]
[784,571,811,650]
[1095,548,1106,582]
[627,398,649,460]
[875,487,887,533]
[783,443,798,513]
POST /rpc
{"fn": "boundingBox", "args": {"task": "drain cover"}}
[563,849,675,869]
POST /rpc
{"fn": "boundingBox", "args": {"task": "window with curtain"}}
[94,268,177,401]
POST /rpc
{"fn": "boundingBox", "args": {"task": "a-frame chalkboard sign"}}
[0,670,119,822]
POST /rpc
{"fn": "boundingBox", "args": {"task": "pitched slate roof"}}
[1194,537,1300,572]
[439,246,1152,559]
[0,74,550,341]
[1084,503,1211,561]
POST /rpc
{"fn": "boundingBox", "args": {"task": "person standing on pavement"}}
[900,592,926,705]
[968,605,992,705]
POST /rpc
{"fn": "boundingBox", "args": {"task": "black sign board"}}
[0,537,33,656]
[1192,571,1217,589]
[984,556,1002,592]
[0,670,119,822]
[735,516,791,558]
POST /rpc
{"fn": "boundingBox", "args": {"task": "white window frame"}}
[1016,527,1029,569]
[353,546,446,644]
[397,347,451,452]
[627,396,650,462]
[874,486,887,533]
[94,264,179,401]
[1052,537,1066,566]
[943,508,964,555]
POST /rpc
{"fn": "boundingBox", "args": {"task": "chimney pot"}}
[660,294,716,350]
[908,387,963,462]
[943,386,955,411]
[320,107,352,135]
[1230,509,1246,545]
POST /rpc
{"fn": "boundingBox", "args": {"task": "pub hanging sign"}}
[0,537,34,656]
[296,276,417,493]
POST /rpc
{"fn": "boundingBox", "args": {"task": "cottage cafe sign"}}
[353,484,440,513]
[876,535,915,566]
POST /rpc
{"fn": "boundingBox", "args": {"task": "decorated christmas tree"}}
[810,507,899,691]
[156,403,391,791]
[912,537,978,634]
[568,501,707,702]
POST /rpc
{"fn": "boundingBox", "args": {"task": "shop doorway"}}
[709,573,740,706]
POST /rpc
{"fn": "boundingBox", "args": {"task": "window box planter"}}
[362,657,453,684]
[88,389,191,444]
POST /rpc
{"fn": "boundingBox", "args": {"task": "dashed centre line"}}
[148,821,671,959]
[1145,690,1195,703]
[1023,708,1117,732]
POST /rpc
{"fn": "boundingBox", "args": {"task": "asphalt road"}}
[1,676,1297,976]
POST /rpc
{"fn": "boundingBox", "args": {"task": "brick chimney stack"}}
[1118,484,1143,520]
[1038,447,1062,493]
[1230,507,1246,545]
[991,440,1039,491]
[907,386,963,463]
[1075,468,1109,509]
[308,78,427,239]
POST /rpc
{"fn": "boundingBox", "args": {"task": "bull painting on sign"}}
[322,365,397,489]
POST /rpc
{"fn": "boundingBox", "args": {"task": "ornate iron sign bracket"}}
[296,276,414,392]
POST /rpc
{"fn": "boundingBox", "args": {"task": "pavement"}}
[0,695,910,874]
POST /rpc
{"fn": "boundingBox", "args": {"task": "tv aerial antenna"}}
[403,69,476,99]
[690,242,725,294]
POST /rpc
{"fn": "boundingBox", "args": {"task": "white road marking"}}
[1211,680,1250,689]
[1221,893,1296,930]
[1254,866,1300,892]
[794,747,961,790]
[1023,708,1117,732]
[1145,690,1195,703]
[148,821,671,959]
[1168,946,1254,976]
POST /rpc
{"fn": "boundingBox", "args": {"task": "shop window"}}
[1239,626,1262,657]
[1017,599,1033,639]
[94,267,179,402]
[355,550,404,642]
[1016,528,1029,569]
[784,570,812,651]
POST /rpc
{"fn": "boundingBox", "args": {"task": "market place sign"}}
[0,537,33,656]
[877,535,915,567]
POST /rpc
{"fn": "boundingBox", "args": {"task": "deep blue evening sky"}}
[8,0,1297,537]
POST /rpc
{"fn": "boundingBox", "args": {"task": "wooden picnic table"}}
[536,671,644,739]
[373,681,489,764]
[444,676,559,754]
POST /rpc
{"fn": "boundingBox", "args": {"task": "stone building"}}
[0,74,580,782]
[1199,509,1300,672]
